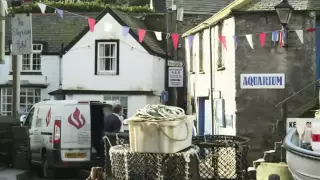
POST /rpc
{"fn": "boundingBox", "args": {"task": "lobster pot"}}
[109,144,200,180]
[125,116,194,153]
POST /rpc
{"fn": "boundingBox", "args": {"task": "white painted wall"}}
[185,17,237,135]
[62,13,165,95]
[0,55,60,100]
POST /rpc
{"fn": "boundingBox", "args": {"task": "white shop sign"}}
[240,73,285,89]
[168,67,183,87]
[286,118,314,134]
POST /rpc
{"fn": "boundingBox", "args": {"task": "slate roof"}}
[240,0,320,11]
[5,13,99,54]
[183,0,320,36]
[6,9,166,57]
[165,0,235,15]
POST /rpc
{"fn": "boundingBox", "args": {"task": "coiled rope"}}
[125,104,190,141]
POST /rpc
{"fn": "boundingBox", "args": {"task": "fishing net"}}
[109,144,200,180]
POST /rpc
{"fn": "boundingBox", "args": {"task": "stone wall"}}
[234,11,316,161]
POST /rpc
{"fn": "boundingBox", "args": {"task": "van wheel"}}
[42,155,56,178]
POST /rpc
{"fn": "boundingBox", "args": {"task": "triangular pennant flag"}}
[233,36,238,49]
[259,33,266,47]
[307,28,316,32]
[55,8,63,18]
[171,33,180,50]
[87,18,96,32]
[138,29,146,43]
[295,30,304,44]
[245,34,254,49]
[37,3,46,14]
[187,35,194,48]
[154,31,162,41]
[219,36,227,50]
[122,26,130,37]
[279,31,283,46]
[272,31,279,46]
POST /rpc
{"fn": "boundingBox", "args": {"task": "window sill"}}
[217,66,225,71]
[97,71,118,75]
[199,71,205,74]
[189,71,195,74]
[9,71,42,75]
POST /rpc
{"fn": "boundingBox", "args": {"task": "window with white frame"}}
[104,95,128,119]
[0,88,41,116]
[21,44,42,71]
[96,41,119,74]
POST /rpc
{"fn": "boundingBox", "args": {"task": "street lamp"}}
[274,0,294,47]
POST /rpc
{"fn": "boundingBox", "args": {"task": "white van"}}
[23,100,115,178]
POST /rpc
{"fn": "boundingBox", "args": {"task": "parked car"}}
[22,100,115,178]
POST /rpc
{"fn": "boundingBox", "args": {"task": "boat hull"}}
[284,129,320,180]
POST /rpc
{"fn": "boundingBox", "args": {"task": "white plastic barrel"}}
[311,121,320,152]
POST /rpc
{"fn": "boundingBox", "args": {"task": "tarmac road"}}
[29,168,88,180]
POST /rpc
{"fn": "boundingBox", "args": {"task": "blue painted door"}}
[198,98,205,136]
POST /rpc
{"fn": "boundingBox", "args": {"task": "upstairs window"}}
[22,44,42,71]
[95,40,119,75]
[199,31,204,72]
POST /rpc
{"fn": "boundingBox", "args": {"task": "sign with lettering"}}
[168,67,183,87]
[240,73,285,89]
[11,14,32,55]
[287,118,314,134]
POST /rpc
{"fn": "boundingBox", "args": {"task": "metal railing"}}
[275,79,320,107]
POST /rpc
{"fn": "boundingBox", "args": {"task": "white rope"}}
[125,104,190,141]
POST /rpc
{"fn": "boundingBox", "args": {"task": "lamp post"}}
[274,0,294,47]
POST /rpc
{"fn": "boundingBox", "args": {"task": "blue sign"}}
[240,73,285,89]
[161,91,168,102]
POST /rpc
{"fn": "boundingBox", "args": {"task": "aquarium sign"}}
[240,73,285,89]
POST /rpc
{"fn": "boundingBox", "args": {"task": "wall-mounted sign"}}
[11,14,32,55]
[240,73,285,89]
[168,67,183,87]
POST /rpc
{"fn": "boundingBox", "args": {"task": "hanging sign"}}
[240,73,285,89]
[168,67,183,87]
[11,14,32,55]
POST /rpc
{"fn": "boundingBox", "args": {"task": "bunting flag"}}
[87,18,96,32]
[171,34,180,50]
[187,35,194,48]
[259,33,266,47]
[138,29,146,43]
[233,36,238,48]
[154,31,162,41]
[295,30,304,44]
[37,3,46,14]
[122,26,130,37]
[245,34,254,49]
[219,36,227,50]
[272,31,279,46]
[56,8,63,18]
[279,31,283,46]
[307,28,316,32]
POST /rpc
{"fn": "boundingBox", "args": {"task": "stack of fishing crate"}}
[12,126,31,169]
[0,116,20,166]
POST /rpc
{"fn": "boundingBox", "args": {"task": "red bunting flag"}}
[171,33,180,50]
[307,27,316,32]
[279,31,283,46]
[87,18,96,32]
[138,29,146,43]
[259,32,266,47]
[219,36,227,50]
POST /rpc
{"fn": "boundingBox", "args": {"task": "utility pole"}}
[12,54,20,119]
[0,0,5,64]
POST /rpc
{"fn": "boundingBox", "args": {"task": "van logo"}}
[68,108,86,129]
[46,108,51,127]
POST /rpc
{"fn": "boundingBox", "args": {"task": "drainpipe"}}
[59,43,64,90]
[209,25,215,135]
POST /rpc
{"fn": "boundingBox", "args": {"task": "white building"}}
[0,8,166,118]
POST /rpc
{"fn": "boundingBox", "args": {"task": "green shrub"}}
[9,1,154,13]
